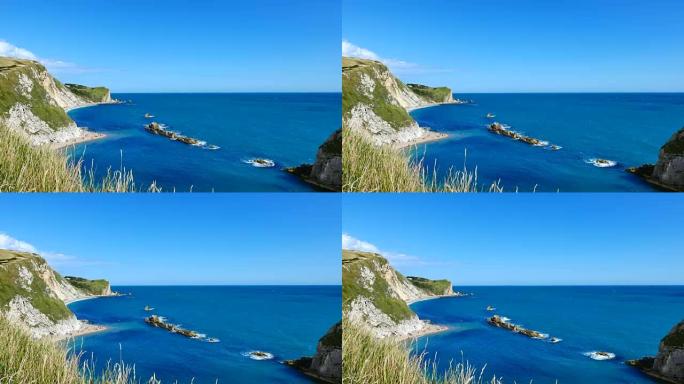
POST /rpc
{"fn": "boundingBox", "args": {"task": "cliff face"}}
[0,56,111,145]
[653,320,684,382]
[0,249,110,338]
[650,128,684,190]
[288,129,342,191]
[286,321,342,383]
[342,249,453,338]
[342,57,453,146]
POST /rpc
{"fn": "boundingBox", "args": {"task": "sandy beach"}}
[405,101,466,113]
[395,130,449,149]
[51,131,106,149]
[406,293,467,305]
[53,321,107,341]
[65,101,119,113]
[397,323,449,341]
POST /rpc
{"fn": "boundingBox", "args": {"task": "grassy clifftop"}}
[0,249,72,322]
[342,250,415,322]
[0,57,72,130]
[406,276,452,296]
[64,83,110,103]
[342,57,414,130]
[64,276,110,296]
[406,83,452,103]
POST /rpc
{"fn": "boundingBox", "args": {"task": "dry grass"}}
[0,124,159,192]
[343,318,501,384]
[0,316,160,384]
[342,127,502,192]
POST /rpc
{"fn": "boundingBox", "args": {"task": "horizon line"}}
[109,90,342,94]
[452,283,684,287]
[109,283,342,287]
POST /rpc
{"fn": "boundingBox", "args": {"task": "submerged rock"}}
[628,127,684,191]
[286,129,341,191]
[628,319,684,383]
[584,351,616,361]
[243,351,274,360]
[285,321,341,383]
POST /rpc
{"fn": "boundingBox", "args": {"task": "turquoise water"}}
[411,286,684,383]
[67,93,340,191]
[411,93,684,191]
[68,286,340,383]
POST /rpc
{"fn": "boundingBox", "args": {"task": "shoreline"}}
[406,293,464,305]
[397,323,449,341]
[51,130,107,150]
[395,130,449,149]
[406,101,465,112]
[65,100,119,113]
[53,322,108,341]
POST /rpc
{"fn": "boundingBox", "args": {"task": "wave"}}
[585,158,617,168]
[242,351,274,360]
[583,351,615,361]
[243,158,276,168]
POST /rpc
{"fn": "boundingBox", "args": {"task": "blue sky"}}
[343,194,684,285]
[343,0,684,92]
[0,0,340,92]
[0,194,340,285]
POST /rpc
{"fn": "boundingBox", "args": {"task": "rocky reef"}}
[487,315,550,340]
[628,320,684,383]
[144,315,203,339]
[628,127,684,191]
[285,321,342,383]
[287,129,341,191]
[488,122,557,148]
[144,122,218,149]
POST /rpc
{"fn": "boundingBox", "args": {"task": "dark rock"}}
[287,129,341,191]
[285,321,341,383]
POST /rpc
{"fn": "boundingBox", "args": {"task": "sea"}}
[67,93,341,191]
[68,285,341,383]
[411,286,684,384]
[410,93,684,192]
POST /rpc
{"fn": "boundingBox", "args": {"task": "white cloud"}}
[342,40,455,75]
[0,39,96,74]
[0,233,38,253]
[0,232,90,266]
[342,40,419,71]
[342,233,427,267]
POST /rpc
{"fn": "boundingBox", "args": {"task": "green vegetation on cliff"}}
[0,57,73,130]
[342,57,414,130]
[343,127,502,192]
[343,318,500,384]
[0,315,157,384]
[406,276,451,296]
[342,250,414,322]
[0,123,157,192]
[64,276,109,296]
[662,321,684,347]
[0,250,72,322]
[64,83,110,103]
[406,84,452,103]
[661,127,684,155]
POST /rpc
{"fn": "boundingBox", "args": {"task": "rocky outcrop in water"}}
[0,248,112,338]
[342,57,454,147]
[628,127,684,191]
[488,122,553,148]
[287,129,341,191]
[286,321,342,383]
[487,315,549,340]
[343,249,455,339]
[628,320,684,383]
[0,56,113,145]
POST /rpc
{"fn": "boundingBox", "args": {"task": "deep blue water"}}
[411,286,684,384]
[67,93,340,191]
[411,93,684,191]
[68,286,341,383]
